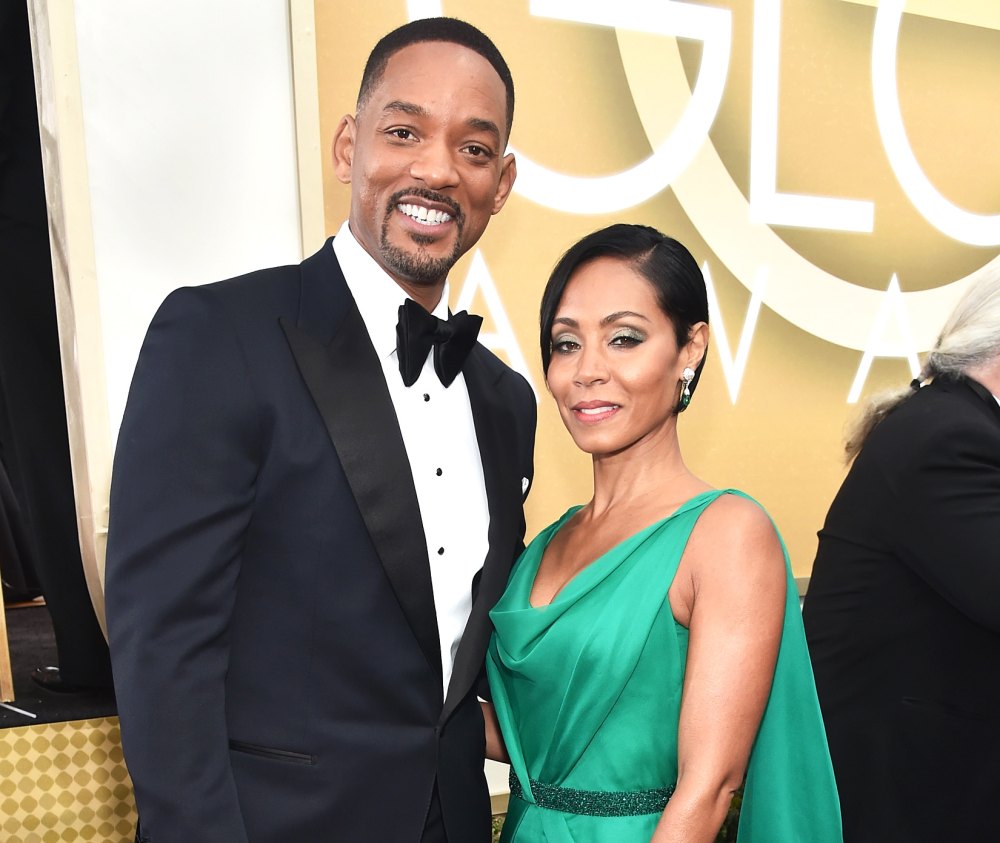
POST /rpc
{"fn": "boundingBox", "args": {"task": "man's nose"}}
[409,139,460,190]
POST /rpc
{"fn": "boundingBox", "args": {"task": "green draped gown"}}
[487,489,842,842]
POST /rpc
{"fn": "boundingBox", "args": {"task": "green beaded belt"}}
[508,770,675,817]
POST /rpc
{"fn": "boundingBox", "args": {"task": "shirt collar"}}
[332,220,450,360]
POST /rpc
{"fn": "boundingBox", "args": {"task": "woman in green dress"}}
[484,224,842,842]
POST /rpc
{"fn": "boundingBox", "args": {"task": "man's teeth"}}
[398,204,452,225]
[578,405,619,415]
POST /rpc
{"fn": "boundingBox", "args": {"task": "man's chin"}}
[381,245,457,287]
[408,231,439,248]
[399,227,457,254]
[379,232,463,283]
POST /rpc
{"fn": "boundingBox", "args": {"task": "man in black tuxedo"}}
[106,18,535,843]
[803,282,1000,842]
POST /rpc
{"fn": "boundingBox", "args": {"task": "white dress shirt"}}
[333,222,491,697]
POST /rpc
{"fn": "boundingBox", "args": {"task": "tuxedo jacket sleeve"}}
[107,284,260,842]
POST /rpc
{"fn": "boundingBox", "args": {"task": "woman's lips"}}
[571,401,621,423]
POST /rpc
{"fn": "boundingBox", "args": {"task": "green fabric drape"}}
[488,489,843,842]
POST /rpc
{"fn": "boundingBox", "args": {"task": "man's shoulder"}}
[470,344,533,399]
[151,273,292,343]
[167,240,339,314]
[206,259,302,302]
[157,256,311,327]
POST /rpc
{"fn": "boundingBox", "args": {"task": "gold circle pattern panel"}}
[0,718,136,843]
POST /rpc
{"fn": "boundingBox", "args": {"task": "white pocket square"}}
[521,477,530,495]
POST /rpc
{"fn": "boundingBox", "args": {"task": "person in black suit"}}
[803,269,1000,842]
[105,18,535,843]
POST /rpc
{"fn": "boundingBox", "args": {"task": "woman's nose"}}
[573,345,609,386]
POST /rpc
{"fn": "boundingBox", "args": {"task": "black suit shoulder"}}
[816,376,1000,630]
[469,345,537,455]
[158,260,303,329]
[858,378,999,469]
[471,342,530,392]
[834,378,999,519]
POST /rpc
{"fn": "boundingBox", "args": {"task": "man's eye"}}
[464,144,493,158]
[388,128,414,140]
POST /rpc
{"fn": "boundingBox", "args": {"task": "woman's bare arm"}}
[482,700,510,764]
[651,495,786,843]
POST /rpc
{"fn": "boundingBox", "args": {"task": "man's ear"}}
[332,114,356,185]
[491,152,517,215]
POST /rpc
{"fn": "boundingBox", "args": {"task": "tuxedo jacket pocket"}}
[228,739,316,765]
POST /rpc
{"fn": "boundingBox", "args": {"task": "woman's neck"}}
[587,425,704,519]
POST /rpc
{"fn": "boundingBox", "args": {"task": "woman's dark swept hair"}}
[539,224,709,412]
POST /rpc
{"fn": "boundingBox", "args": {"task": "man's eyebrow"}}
[467,117,501,140]
[381,100,429,118]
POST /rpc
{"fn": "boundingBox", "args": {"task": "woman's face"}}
[545,256,705,457]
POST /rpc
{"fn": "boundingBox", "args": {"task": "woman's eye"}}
[552,338,580,354]
[610,330,644,347]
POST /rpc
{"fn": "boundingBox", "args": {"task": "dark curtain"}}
[0,1,111,687]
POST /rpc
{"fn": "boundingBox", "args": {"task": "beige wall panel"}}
[27,1,303,630]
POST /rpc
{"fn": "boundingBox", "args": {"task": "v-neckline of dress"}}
[527,488,725,609]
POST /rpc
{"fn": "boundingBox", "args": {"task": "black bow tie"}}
[396,298,483,387]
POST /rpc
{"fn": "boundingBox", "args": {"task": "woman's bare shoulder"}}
[687,493,785,582]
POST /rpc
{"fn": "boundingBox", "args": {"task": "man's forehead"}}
[370,40,506,102]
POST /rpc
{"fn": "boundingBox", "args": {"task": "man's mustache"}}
[385,188,464,226]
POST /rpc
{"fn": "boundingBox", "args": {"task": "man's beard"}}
[379,189,465,286]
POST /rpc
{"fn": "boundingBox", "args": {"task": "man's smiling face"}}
[333,40,516,297]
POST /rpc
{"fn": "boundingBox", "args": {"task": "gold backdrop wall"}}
[306,0,1000,575]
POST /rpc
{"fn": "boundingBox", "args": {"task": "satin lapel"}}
[442,348,520,721]
[281,242,441,682]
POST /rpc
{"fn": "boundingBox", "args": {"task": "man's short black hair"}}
[357,17,514,142]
